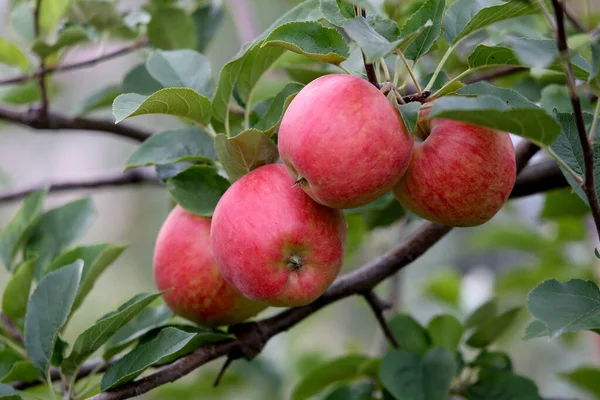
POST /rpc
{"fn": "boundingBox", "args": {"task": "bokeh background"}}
[2,0,600,398]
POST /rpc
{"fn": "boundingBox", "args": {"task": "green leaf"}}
[380,348,456,400]
[192,3,224,52]
[540,189,589,220]
[24,197,95,279]
[291,354,371,400]
[320,0,355,27]
[321,383,376,400]
[122,64,163,95]
[427,315,463,352]
[148,8,195,50]
[79,85,122,115]
[0,349,24,381]
[236,45,285,109]
[0,189,45,270]
[397,0,445,61]
[125,127,216,171]
[254,82,304,134]
[522,320,549,341]
[397,102,421,135]
[2,259,36,320]
[166,165,230,216]
[46,243,126,312]
[146,50,212,96]
[444,0,540,45]
[465,301,498,328]
[467,44,520,69]
[590,42,600,93]
[39,0,73,35]
[0,383,20,399]
[32,26,91,58]
[560,367,600,400]
[262,21,349,65]
[429,95,562,146]
[344,17,407,63]
[456,82,537,108]
[10,4,35,41]
[112,88,211,126]
[422,270,461,307]
[24,261,83,374]
[214,130,279,182]
[68,0,123,31]
[0,360,40,384]
[388,314,431,356]
[527,279,600,338]
[104,305,173,358]
[101,327,209,391]
[61,291,163,376]
[360,193,405,230]
[0,37,29,70]
[471,351,512,371]
[466,307,522,348]
[466,368,543,399]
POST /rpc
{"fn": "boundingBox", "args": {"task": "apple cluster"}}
[153,74,517,328]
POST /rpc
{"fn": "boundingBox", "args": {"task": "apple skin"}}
[153,206,267,327]
[393,106,516,227]
[210,164,347,307]
[278,74,414,209]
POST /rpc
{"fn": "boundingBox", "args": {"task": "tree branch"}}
[551,0,600,241]
[0,107,151,142]
[0,39,149,86]
[0,170,160,203]
[363,291,398,348]
[465,66,526,84]
[85,141,540,400]
[33,0,48,119]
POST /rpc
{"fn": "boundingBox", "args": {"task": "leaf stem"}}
[47,370,57,400]
[0,335,27,357]
[205,124,217,138]
[392,56,402,87]
[394,49,421,96]
[337,64,352,74]
[379,58,391,82]
[424,44,455,92]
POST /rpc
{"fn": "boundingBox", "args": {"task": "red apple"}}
[393,105,516,227]
[278,74,414,209]
[210,164,347,307]
[153,206,267,327]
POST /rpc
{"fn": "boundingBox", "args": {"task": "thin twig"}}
[464,66,526,84]
[363,291,398,348]
[551,0,600,241]
[33,0,48,119]
[355,7,379,88]
[0,313,24,346]
[213,357,234,387]
[0,107,151,142]
[0,39,149,86]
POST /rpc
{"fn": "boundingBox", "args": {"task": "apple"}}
[210,164,347,307]
[393,105,516,227]
[278,74,414,209]
[153,206,267,327]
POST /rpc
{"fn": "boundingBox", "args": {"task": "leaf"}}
[104,305,173,358]
[540,189,589,220]
[465,301,498,328]
[466,368,543,399]
[24,261,83,374]
[444,0,540,45]
[422,270,461,307]
[397,102,421,135]
[68,0,123,31]
[0,383,20,399]
[466,307,522,348]
[125,127,216,171]
[427,315,463,352]
[471,351,512,371]
[0,37,29,70]
[388,314,431,356]
[527,279,600,338]
[291,354,371,400]
[146,50,212,96]
[61,291,163,376]
[320,0,354,27]
[122,64,163,95]
[522,320,549,341]
[380,348,456,400]
[10,4,35,41]
[79,85,122,115]
[344,17,406,63]
[0,189,45,270]
[262,21,349,65]
[0,360,40,384]
[456,82,536,108]
[32,26,91,58]
[39,0,73,35]
[321,383,377,400]
[112,88,211,126]
[560,367,600,400]
[467,44,520,69]
[25,197,95,279]
[214,130,279,182]
[397,0,445,61]
[166,165,230,216]
[254,82,304,134]
[2,259,36,320]
[590,41,600,93]
[192,3,224,52]
[429,95,562,146]
[236,45,285,109]
[46,244,126,312]
[148,8,195,50]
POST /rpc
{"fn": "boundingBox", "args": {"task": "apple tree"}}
[0,0,599,399]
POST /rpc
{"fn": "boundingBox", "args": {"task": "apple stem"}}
[293,176,306,187]
[287,255,304,271]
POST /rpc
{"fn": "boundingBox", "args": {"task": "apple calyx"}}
[293,175,307,187]
[287,254,304,272]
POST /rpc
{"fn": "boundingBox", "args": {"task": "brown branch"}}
[0,170,160,203]
[0,39,149,86]
[402,90,431,104]
[465,66,526,84]
[0,107,151,142]
[0,313,24,346]
[363,291,398,348]
[33,0,48,119]
[355,6,379,88]
[551,0,600,241]
[86,141,540,400]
